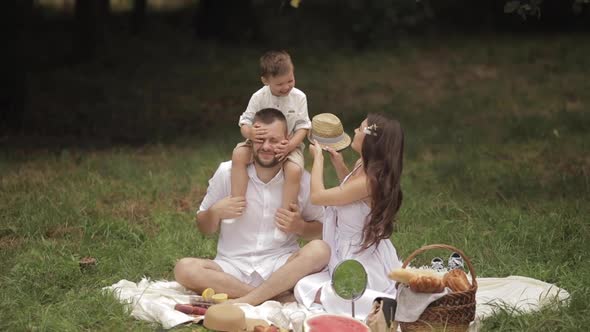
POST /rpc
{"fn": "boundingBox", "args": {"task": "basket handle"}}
[401,244,477,289]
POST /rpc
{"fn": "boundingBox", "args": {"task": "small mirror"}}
[331,259,368,318]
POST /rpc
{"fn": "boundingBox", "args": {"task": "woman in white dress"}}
[294,113,404,318]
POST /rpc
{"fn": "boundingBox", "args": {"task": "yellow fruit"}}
[202,288,215,301]
[211,293,228,303]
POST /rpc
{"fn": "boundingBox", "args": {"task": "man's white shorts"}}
[214,252,293,287]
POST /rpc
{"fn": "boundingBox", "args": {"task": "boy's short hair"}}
[260,50,293,78]
[254,108,288,135]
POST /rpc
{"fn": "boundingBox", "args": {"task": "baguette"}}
[388,268,438,284]
[388,268,416,284]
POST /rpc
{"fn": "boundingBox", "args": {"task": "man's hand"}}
[274,139,292,161]
[211,196,246,220]
[274,203,304,236]
[250,123,269,143]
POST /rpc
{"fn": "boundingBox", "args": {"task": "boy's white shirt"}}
[198,161,324,279]
[238,86,312,136]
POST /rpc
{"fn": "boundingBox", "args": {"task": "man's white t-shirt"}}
[238,86,312,136]
[199,161,324,280]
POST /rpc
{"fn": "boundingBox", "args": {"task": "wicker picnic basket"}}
[398,244,477,332]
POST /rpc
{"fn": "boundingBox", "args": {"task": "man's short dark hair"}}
[253,108,288,135]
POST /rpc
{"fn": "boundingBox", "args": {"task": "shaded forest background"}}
[1,0,589,146]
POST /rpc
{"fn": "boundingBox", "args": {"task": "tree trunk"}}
[132,0,147,34]
[193,0,258,42]
[0,0,32,134]
[73,0,106,61]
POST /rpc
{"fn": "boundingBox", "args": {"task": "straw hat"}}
[204,304,246,332]
[308,113,351,151]
[203,304,268,332]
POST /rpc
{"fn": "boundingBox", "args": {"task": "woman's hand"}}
[324,146,344,167]
[309,139,324,160]
[324,146,350,182]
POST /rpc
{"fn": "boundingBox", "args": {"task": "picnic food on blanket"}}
[305,314,370,332]
[246,319,269,332]
[212,293,229,303]
[252,325,279,332]
[202,287,216,301]
[249,321,270,332]
[442,268,470,292]
[388,266,470,293]
[409,275,445,293]
[204,304,246,332]
[174,303,207,316]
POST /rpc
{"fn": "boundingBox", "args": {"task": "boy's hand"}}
[274,139,291,161]
[250,123,269,143]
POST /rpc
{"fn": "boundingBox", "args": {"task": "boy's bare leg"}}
[229,145,252,223]
[281,160,302,209]
[274,160,303,240]
[230,239,330,306]
[174,257,255,298]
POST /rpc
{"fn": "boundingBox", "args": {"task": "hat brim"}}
[308,132,352,152]
[204,303,269,331]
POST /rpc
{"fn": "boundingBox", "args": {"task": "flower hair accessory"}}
[363,123,378,136]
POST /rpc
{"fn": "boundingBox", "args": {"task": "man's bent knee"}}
[301,240,331,270]
[174,257,202,285]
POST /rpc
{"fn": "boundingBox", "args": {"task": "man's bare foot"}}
[227,291,294,306]
[271,291,296,304]
[225,298,242,305]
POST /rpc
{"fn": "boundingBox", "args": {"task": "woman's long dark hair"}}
[360,113,404,250]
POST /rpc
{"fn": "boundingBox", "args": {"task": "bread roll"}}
[443,269,470,292]
[409,275,445,293]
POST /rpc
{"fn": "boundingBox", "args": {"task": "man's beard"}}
[253,150,281,168]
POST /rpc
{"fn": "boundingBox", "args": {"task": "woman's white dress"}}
[294,165,402,319]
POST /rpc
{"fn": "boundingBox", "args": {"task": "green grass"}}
[1,29,589,330]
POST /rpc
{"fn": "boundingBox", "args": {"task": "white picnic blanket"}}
[103,275,570,330]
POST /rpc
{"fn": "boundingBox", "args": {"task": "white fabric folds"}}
[104,275,569,330]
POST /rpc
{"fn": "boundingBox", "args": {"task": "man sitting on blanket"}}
[174,108,330,306]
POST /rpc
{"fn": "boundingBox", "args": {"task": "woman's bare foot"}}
[313,289,322,304]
